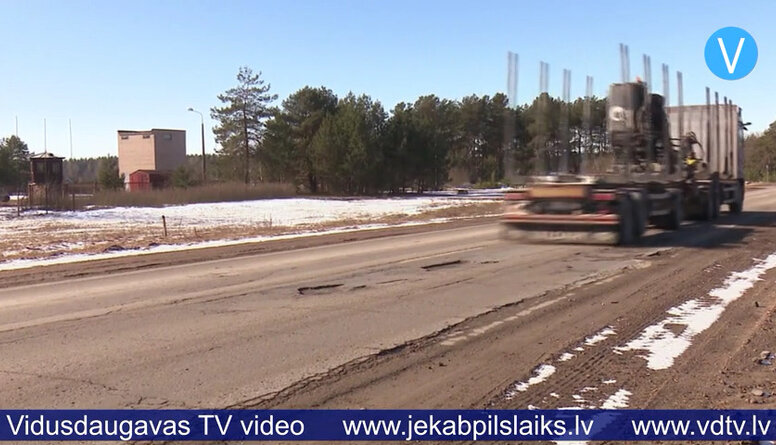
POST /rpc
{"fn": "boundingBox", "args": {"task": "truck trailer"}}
[501,81,746,245]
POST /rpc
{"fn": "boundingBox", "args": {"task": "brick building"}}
[117,129,186,190]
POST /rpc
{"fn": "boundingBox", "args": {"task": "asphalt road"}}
[2,186,776,437]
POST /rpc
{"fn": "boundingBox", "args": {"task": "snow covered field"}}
[0,195,501,270]
[18,196,488,227]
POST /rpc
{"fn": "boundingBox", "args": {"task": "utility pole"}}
[243,110,250,184]
[187,108,207,182]
[69,119,73,159]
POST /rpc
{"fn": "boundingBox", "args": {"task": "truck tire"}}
[629,191,647,239]
[711,178,720,219]
[617,197,635,245]
[655,192,683,230]
[500,224,525,241]
[729,183,743,214]
[668,192,684,229]
[699,192,713,221]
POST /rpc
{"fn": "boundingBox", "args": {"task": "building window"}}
[142,135,151,139]
[120,135,129,140]
[163,133,172,140]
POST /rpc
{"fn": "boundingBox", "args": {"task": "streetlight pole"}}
[188,107,206,183]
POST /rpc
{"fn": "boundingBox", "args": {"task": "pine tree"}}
[263,86,338,192]
[210,66,278,184]
[97,157,124,190]
[311,94,386,194]
[0,135,30,188]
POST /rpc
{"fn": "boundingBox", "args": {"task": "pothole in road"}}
[376,278,408,286]
[297,283,344,295]
[421,259,464,271]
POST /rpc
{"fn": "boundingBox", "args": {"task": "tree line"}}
[0,66,611,194]
[0,136,30,191]
[16,65,774,194]
[210,66,608,193]
[744,122,776,182]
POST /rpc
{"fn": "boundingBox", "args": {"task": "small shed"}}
[128,169,169,192]
[30,152,64,185]
[28,152,68,207]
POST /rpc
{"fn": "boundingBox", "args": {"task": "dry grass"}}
[84,182,296,208]
[414,201,502,219]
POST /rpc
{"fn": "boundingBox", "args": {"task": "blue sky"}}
[1,0,774,158]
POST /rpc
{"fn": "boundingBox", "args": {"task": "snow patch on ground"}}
[553,327,615,365]
[0,219,455,272]
[600,389,632,409]
[583,326,616,346]
[0,196,499,270]
[552,388,631,445]
[571,394,593,407]
[0,196,494,230]
[505,364,556,399]
[616,253,776,370]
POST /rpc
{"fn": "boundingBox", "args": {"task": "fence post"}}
[162,215,168,237]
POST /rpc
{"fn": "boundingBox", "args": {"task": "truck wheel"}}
[654,192,683,230]
[500,224,526,241]
[711,179,720,219]
[729,183,743,214]
[668,192,684,229]
[499,224,510,240]
[700,193,713,221]
[629,192,647,239]
[617,197,635,245]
